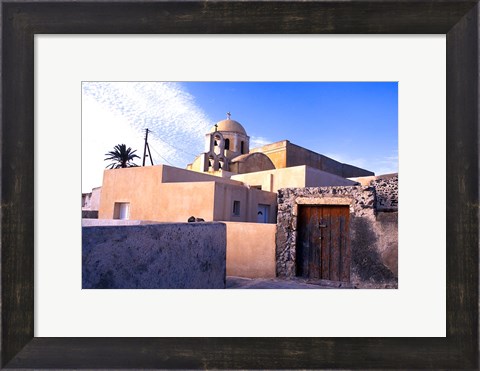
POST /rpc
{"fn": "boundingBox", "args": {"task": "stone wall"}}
[276,184,398,288]
[82,219,158,227]
[372,174,398,211]
[82,223,226,289]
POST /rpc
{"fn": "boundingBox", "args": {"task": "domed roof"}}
[230,152,275,173]
[210,119,247,136]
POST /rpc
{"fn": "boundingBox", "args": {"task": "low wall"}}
[82,223,226,289]
[82,219,158,227]
[225,222,276,278]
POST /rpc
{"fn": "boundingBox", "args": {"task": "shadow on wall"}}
[350,216,396,285]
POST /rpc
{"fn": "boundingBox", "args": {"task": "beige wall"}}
[250,140,373,177]
[82,186,102,210]
[225,222,276,278]
[213,182,277,223]
[231,166,307,192]
[99,168,217,222]
[186,154,203,172]
[232,165,356,193]
[305,167,358,187]
[249,140,288,168]
[98,166,219,221]
[229,153,275,174]
[157,182,216,221]
[161,164,241,186]
[99,165,276,223]
[99,166,164,219]
[285,142,347,176]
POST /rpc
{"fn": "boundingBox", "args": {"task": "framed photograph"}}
[2,1,478,369]
[80,81,399,291]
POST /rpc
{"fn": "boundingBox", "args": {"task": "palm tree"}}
[104,144,140,169]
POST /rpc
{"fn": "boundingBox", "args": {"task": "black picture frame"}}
[1,1,478,369]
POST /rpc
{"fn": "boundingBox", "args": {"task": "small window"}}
[240,141,244,154]
[225,138,230,150]
[232,200,241,216]
[114,202,130,220]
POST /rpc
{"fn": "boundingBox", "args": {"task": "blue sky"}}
[82,82,397,192]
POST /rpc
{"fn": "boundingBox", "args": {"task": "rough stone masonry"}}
[276,176,398,288]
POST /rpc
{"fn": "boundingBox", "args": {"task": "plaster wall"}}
[82,223,226,289]
[342,163,375,178]
[231,165,356,193]
[156,182,217,222]
[216,130,249,157]
[305,167,359,187]
[98,166,217,221]
[99,166,164,219]
[287,142,374,178]
[247,188,277,223]
[213,183,277,223]
[249,140,288,168]
[161,164,241,186]
[99,165,242,221]
[229,152,276,174]
[232,165,307,192]
[225,222,276,278]
[250,140,373,178]
[99,165,276,223]
[82,186,102,211]
[186,155,203,172]
[286,142,342,176]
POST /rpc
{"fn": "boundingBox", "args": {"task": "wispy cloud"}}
[324,153,368,169]
[323,151,398,176]
[372,152,398,175]
[249,136,273,149]
[82,82,213,192]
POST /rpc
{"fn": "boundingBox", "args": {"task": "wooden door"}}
[296,205,350,282]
